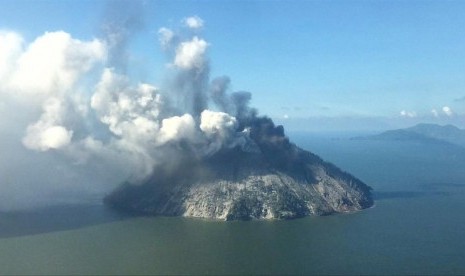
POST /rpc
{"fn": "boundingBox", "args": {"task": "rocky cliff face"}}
[104,117,373,220]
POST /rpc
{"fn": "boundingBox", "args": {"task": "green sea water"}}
[1,133,465,275]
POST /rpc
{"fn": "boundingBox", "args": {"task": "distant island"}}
[355,123,465,149]
[105,117,373,221]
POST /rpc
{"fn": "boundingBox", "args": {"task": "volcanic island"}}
[102,17,373,221]
[105,115,373,221]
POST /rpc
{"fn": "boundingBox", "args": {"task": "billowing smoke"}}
[209,76,257,122]
[0,13,280,211]
[100,0,145,72]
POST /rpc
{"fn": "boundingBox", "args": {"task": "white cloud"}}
[173,36,208,70]
[1,30,107,152]
[88,67,206,179]
[91,68,164,142]
[442,106,454,117]
[183,16,204,29]
[2,31,107,152]
[199,110,239,155]
[22,98,73,151]
[0,30,113,209]
[158,27,175,50]
[200,109,237,140]
[159,114,196,143]
[24,125,73,151]
[8,31,106,97]
[431,109,439,118]
[0,31,23,82]
[400,110,417,118]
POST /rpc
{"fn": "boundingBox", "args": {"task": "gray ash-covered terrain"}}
[105,116,373,220]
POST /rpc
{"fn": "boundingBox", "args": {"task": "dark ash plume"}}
[209,76,231,112]
[174,66,210,118]
[230,91,257,128]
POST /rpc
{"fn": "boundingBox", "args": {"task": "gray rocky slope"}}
[104,117,373,220]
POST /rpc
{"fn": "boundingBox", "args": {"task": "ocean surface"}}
[1,132,465,275]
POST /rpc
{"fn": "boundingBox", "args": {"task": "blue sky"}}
[2,0,465,131]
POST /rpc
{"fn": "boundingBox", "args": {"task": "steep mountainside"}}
[105,118,373,220]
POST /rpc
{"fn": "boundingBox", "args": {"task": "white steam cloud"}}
[442,106,454,117]
[173,36,208,70]
[400,110,417,118]
[0,15,258,210]
[22,98,73,151]
[7,31,105,96]
[183,16,204,30]
[158,27,176,50]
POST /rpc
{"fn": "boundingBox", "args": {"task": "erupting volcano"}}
[0,11,372,217]
[97,16,373,220]
[105,114,373,220]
